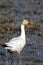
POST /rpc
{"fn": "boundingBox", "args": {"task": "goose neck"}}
[21,24,25,39]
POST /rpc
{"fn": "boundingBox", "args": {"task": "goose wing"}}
[5,37,25,51]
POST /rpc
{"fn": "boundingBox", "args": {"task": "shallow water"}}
[0,0,43,65]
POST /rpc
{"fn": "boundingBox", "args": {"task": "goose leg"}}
[11,52,14,65]
[6,50,8,65]
[18,53,22,65]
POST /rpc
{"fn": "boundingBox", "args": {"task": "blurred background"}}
[0,0,43,65]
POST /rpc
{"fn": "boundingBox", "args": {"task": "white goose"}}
[5,20,32,54]
[5,20,32,65]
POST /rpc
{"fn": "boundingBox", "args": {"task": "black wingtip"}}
[2,44,9,47]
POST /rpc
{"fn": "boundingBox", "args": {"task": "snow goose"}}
[5,19,32,65]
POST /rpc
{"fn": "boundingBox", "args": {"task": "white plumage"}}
[5,20,31,54]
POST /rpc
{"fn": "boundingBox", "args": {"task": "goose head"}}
[22,19,32,26]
